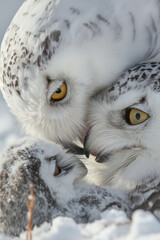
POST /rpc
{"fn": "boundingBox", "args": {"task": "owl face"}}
[0,45,93,143]
[0,0,107,144]
[0,137,87,200]
[84,62,160,187]
[0,138,88,236]
[38,140,88,199]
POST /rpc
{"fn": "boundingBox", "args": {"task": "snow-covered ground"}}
[1,210,160,240]
[1,2,160,240]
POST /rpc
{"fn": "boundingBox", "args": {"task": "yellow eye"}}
[54,165,61,176]
[126,108,149,125]
[51,82,67,102]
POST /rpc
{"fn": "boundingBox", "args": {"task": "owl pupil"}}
[56,88,61,94]
[135,113,140,120]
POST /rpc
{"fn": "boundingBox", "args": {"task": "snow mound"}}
[1,210,160,240]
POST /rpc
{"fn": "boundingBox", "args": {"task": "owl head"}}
[0,0,112,145]
[0,137,87,236]
[0,137,87,199]
[84,62,160,188]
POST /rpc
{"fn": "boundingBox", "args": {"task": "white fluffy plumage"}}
[1,136,160,237]
[84,61,160,191]
[1,0,160,143]
[0,138,129,236]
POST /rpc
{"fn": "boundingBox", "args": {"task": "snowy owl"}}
[84,61,160,191]
[1,0,160,145]
[0,138,130,236]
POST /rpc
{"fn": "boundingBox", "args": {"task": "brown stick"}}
[25,184,35,240]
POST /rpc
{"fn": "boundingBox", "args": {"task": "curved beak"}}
[84,127,111,162]
[83,127,92,158]
[61,142,85,155]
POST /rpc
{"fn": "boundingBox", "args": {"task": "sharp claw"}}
[95,153,111,163]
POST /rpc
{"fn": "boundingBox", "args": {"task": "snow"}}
[1,89,160,240]
[0,50,160,240]
[1,210,160,240]
[1,96,160,240]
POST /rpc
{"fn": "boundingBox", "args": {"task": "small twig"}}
[24,184,35,240]
[115,220,131,226]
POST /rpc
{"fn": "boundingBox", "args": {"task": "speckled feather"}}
[128,177,160,220]
[85,62,160,193]
[93,62,160,104]
[0,138,130,236]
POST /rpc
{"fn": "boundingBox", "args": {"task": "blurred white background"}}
[0,1,23,41]
[0,1,24,150]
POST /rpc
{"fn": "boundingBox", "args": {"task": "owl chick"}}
[0,138,129,236]
[1,0,160,145]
